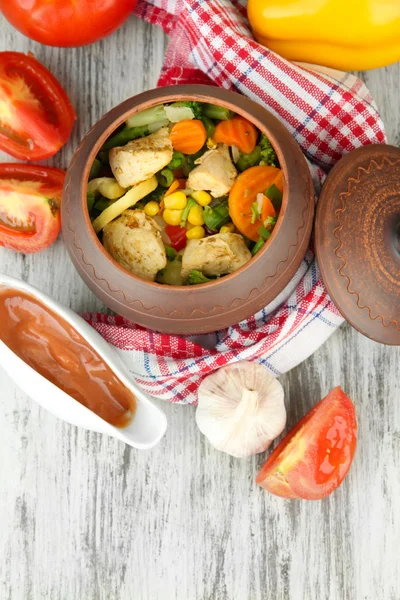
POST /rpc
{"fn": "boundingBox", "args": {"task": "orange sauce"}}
[0,288,136,428]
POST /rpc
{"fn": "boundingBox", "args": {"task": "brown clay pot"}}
[62,85,314,334]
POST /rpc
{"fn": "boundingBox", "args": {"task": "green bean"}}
[101,125,149,151]
[89,158,102,181]
[93,197,110,212]
[258,225,271,241]
[156,168,175,188]
[201,116,216,138]
[183,148,205,176]
[203,104,235,121]
[96,150,109,165]
[141,185,165,204]
[203,200,230,231]
[265,183,283,210]
[251,238,265,256]
[236,146,262,172]
[168,151,185,170]
[87,193,95,213]
[90,209,101,223]
[165,246,177,261]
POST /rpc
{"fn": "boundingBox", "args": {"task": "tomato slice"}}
[0,164,65,254]
[0,52,76,160]
[165,225,187,252]
[256,387,357,500]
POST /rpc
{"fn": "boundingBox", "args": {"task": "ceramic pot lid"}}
[315,144,400,345]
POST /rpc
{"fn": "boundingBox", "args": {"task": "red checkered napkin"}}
[84,0,386,404]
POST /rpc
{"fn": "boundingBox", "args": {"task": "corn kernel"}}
[164,191,187,210]
[206,138,217,149]
[186,226,205,240]
[191,190,212,206]
[144,201,160,217]
[163,209,183,226]
[220,223,235,234]
[188,205,204,226]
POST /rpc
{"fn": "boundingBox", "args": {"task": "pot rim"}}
[78,85,289,291]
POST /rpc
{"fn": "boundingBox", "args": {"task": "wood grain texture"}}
[0,15,399,600]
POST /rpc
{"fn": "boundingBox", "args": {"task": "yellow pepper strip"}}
[92,176,157,233]
[247,0,400,71]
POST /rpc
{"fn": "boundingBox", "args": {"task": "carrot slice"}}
[272,169,284,194]
[228,165,281,241]
[170,120,207,154]
[261,194,276,223]
[165,178,187,197]
[213,116,257,154]
[165,180,180,196]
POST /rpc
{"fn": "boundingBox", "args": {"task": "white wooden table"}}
[0,14,399,600]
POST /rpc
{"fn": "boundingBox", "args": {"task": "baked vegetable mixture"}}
[87,101,284,285]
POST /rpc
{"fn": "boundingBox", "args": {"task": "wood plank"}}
[0,14,399,600]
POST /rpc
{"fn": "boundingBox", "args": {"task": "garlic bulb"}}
[196,361,286,458]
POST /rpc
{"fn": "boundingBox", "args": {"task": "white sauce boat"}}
[0,273,167,450]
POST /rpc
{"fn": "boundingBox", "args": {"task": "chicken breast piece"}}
[103,210,167,281]
[181,233,251,281]
[109,127,173,188]
[187,145,237,198]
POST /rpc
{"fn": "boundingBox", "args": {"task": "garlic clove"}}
[231,145,240,163]
[196,361,286,458]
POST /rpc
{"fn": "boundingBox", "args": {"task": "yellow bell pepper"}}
[247,0,400,71]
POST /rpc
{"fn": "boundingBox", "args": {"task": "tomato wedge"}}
[228,165,281,241]
[256,387,357,500]
[0,164,65,254]
[0,52,76,160]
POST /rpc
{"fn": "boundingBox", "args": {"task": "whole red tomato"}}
[0,0,138,47]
